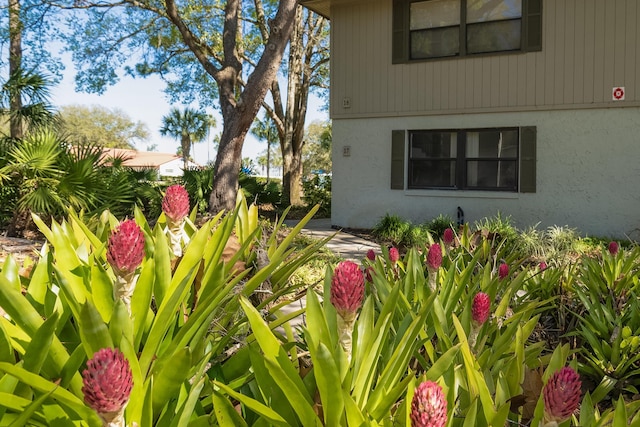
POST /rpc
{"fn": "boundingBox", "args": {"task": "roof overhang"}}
[299,0,331,19]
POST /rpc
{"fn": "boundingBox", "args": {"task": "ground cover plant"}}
[0,196,639,425]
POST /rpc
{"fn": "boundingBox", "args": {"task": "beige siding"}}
[330,0,640,118]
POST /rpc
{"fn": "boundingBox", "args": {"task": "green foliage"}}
[57,104,150,149]
[571,245,640,401]
[302,174,331,217]
[160,107,212,166]
[474,212,520,252]
[240,173,283,206]
[182,166,215,213]
[423,214,455,238]
[0,195,326,425]
[303,120,332,176]
[372,213,412,245]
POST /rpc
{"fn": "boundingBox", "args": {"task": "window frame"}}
[393,0,542,63]
[407,127,522,192]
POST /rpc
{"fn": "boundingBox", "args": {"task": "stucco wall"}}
[331,107,640,238]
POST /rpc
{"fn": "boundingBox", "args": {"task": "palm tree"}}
[250,113,278,182]
[160,107,212,170]
[0,129,109,235]
[0,68,57,140]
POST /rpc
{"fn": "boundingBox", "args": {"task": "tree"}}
[57,104,150,149]
[302,119,331,176]
[160,107,211,169]
[261,5,329,206]
[250,112,278,181]
[60,0,299,212]
[1,0,64,139]
[0,68,57,139]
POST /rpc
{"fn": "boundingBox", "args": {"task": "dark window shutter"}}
[523,0,543,52]
[519,126,537,193]
[392,0,409,63]
[391,130,405,189]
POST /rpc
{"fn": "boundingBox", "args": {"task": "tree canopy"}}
[57,104,150,149]
[303,119,331,176]
[58,0,299,212]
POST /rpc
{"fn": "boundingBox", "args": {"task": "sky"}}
[49,56,329,169]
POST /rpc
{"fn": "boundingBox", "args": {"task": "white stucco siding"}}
[331,107,640,238]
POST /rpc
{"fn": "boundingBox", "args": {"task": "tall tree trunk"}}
[181,134,190,169]
[8,0,23,140]
[280,5,305,206]
[211,123,245,212]
[282,145,303,206]
[207,0,297,213]
[265,6,326,206]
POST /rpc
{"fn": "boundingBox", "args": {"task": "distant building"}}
[101,148,200,177]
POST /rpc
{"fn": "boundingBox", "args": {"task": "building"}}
[301,0,640,238]
[100,148,200,177]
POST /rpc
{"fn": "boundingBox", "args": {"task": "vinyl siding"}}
[329,0,640,118]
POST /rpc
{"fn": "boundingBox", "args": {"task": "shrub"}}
[240,173,282,206]
[423,214,455,237]
[302,174,331,216]
[372,213,412,245]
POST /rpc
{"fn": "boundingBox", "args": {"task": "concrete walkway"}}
[277,218,380,334]
[284,218,380,261]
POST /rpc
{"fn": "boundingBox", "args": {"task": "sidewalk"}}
[278,218,380,334]
[284,218,380,261]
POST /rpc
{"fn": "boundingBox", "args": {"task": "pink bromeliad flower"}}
[82,348,133,425]
[366,249,376,261]
[410,381,447,427]
[389,247,400,263]
[106,219,145,280]
[498,262,509,280]
[162,184,190,224]
[542,367,581,424]
[608,241,619,255]
[330,261,365,320]
[442,228,454,245]
[331,261,365,361]
[426,243,442,271]
[472,292,491,327]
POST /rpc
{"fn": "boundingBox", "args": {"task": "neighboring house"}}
[300,0,640,238]
[101,148,200,178]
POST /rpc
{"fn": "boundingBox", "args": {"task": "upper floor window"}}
[393,0,542,63]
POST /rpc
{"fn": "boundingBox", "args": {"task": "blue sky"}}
[50,56,328,166]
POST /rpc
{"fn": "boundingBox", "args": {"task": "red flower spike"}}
[427,244,442,271]
[608,241,619,255]
[410,381,447,427]
[162,184,190,223]
[389,247,400,263]
[364,266,374,283]
[330,261,365,319]
[543,366,581,423]
[498,262,509,280]
[472,292,491,326]
[107,220,145,278]
[443,228,454,245]
[82,348,133,415]
[366,249,376,261]
[539,261,548,271]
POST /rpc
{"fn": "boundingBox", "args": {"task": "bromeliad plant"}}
[0,190,329,425]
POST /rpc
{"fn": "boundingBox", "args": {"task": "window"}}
[393,0,542,63]
[391,127,536,192]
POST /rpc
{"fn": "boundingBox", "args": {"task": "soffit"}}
[299,0,368,19]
